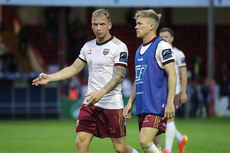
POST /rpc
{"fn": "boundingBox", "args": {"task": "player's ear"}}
[172,36,174,42]
[149,23,154,31]
[109,22,112,30]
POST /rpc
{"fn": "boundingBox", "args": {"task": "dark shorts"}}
[138,114,167,135]
[76,104,126,138]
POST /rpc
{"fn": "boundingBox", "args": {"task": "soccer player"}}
[159,27,188,153]
[32,9,138,153]
[123,9,177,153]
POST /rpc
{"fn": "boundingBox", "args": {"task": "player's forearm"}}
[180,67,188,94]
[127,81,136,105]
[165,63,177,104]
[48,65,79,82]
[103,66,126,94]
[167,70,177,104]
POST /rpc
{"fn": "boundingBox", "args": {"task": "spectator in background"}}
[199,78,210,117]
[0,38,19,72]
[44,7,59,41]
[67,15,88,63]
[0,51,19,72]
[0,37,6,55]
[126,8,136,27]
[220,77,230,110]
[0,20,4,31]
[61,76,81,100]
[18,25,30,55]
[218,62,230,110]
[189,81,200,118]
[67,15,89,82]
[68,76,81,100]
[0,37,5,71]
[192,56,205,82]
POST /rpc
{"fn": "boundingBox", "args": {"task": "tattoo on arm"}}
[103,65,126,94]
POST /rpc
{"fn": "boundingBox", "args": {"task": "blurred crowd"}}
[0,37,19,73]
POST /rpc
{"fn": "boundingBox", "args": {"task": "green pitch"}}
[0,116,230,153]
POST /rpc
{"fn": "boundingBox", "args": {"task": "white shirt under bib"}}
[173,47,186,94]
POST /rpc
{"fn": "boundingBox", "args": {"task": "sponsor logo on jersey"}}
[135,64,147,82]
[103,48,109,55]
[119,52,127,62]
[93,63,104,72]
[162,49,173,60]
[138,58,143,61]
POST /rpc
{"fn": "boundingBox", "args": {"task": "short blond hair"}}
[135,9,161,28]
[92,9,111,22]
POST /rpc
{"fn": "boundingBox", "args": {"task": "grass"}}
[0,117,230,153]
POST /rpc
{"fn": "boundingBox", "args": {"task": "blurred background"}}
[0,0,230,120]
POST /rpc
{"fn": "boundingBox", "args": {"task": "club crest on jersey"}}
[119,52,127,62]
[103,48,109,55]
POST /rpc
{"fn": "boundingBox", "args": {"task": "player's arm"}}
[123,81,136,118]
[104,65,126,93]
[164,62,177,119]
[48,58,87,82]
[179,66,188,103]
[85,65,126,107]
[32,58,86,86]
[127,81,136,105]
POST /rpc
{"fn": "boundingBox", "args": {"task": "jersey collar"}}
[143,36,158,47]
[96,36,114,46]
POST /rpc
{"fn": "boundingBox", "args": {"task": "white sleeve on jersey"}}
[78,43,87,62]
[177,49,186,67]
[114,43,128,67]
[156,41,174,69]
[173,47,187,94]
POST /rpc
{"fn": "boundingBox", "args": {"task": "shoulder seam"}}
[112,37,122,45]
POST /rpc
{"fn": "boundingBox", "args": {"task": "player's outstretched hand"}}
[164,102,175,119]
[32,73,50,86]
[123,102,132,119]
